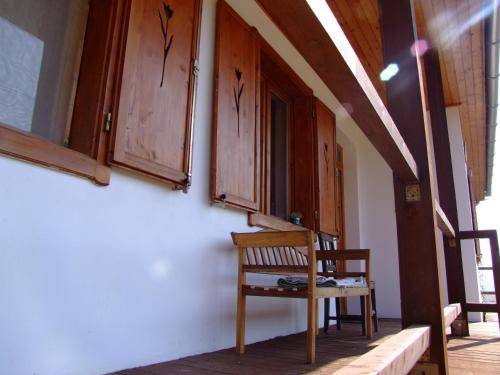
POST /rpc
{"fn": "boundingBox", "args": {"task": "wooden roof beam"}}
[256,0,419,183]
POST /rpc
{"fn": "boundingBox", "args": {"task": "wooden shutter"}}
[314,99,337,235]
[292,96,315,230]
[110,0,201,188]
[211,0,260,211]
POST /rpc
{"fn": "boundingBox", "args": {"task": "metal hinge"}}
[104,112,112,132]
[193,60,199,77]
[312,107,316,120]
[314,210,319,220]
[405,184,421,202]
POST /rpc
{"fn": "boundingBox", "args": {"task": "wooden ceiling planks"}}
[415,0,485,201]
[326,0,386,103]
[327,0,487,201]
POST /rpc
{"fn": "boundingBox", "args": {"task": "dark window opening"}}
[270,92,289,219]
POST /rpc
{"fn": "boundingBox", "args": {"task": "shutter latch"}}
[104,112,112,132]
[193,60,200,77]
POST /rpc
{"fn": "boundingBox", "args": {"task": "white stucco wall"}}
[446,107,482,322]
[0,1,401,374]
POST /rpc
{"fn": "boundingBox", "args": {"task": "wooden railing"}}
[456,230,500,327]
[435,201,500,329]
[332,304,461,375]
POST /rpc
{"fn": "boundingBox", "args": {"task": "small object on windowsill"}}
[290,211,303,226]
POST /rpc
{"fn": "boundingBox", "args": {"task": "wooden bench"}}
[231,229,372,364]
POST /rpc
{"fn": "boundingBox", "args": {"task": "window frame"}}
[260,76,294,218]
[250,37,314,229]
[0,0,122,185]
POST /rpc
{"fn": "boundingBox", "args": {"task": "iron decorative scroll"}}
[234,68,244,137]
[159,2,174,87]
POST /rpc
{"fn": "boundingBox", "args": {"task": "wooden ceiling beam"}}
[256,0,418,183]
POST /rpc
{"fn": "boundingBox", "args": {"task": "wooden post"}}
[423,48,469,336]
[380,1,449,373]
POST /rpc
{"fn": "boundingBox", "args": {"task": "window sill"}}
[0,125,110,185]
[248,212,309,232]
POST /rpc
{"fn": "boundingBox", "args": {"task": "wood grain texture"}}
[435,202,456,238]
[211,0,260,210]
[314,99,336,235]
[413,0,486,201]
[110,0,201,186]
[293,96,316,230]
[0,125,108,184]
[0,0,112,185]
[443,303,462,328]
[256,0,418,184]
[231,229,372,363]
[97,321,500,375]
[424,47,469,335]
[380,0,449,372]
[327,0,486,201]
[248,212,308,231]
[332,325,431,375]
[326,0,386,104]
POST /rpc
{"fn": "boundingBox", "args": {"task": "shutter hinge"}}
[104,112,112,132]
[314,210,319,220]
[193,60,200,77]
[312,107,316,120]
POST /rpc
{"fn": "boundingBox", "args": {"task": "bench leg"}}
[236,290,246,354]
[307,295,317,364]
[236,259,246,354]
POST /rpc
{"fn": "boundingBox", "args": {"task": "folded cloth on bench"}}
[277,276,367,289]
[333,276,367,288]
[277,276,337,289]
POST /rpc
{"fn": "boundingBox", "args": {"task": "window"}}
[212,0,339,233]
[0,0,112,183]
[0,0,202,189]
[0,1,88,145]
[269,92,290,219]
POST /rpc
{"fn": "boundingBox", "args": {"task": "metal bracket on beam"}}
[405,184,421,202]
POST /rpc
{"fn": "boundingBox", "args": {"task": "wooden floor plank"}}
[112,320,499,375]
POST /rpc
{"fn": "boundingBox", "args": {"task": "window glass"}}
[270,92,288,219]
[0,0,89,145]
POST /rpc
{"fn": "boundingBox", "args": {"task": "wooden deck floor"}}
[448,321,500,374]
[111,320,500,375]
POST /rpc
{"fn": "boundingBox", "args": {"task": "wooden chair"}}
[318,233,379,335]
[231,230,372,364]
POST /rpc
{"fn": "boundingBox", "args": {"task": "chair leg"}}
[360,296,366,337]
[371,287,379,332]
[324,298,330,333]
[366,290,373,339]
[307,296,317,364]
[335,298,341,330]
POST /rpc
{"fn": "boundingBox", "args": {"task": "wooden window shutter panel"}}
[109,0,201,188]
[314,98,337,235]
[292,95,315,230]
[211,0,261,211]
